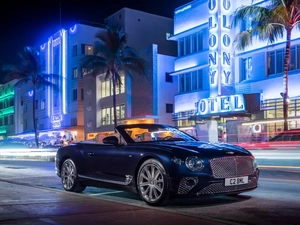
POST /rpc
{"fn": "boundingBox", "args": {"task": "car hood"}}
[154,141,252,158]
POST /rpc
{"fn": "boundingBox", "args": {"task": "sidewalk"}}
[0,179,229,225]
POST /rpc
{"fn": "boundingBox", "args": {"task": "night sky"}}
[0,0,192,83]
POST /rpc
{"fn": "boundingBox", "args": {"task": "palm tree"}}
[2,46,59,148]
[82,26,149,129]
[231,0,300,131]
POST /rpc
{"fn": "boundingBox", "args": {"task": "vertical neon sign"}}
[220,0,233,94]
[208,0,233,96]
[208,0,219,97]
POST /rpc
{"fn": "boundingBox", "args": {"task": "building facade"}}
[8,8,178,144]
[0,80,20,140]
[84,8,178,140]
[170,0,300,142]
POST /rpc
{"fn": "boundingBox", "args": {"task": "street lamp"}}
[280,92,289,131]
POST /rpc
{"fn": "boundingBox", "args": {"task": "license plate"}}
[225,176,248,186]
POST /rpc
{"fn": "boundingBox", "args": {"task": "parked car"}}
[55,123,259,206]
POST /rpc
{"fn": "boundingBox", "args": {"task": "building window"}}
[241,57,252,82]
[81,88,84,100]
[4,116,8,125]
[179,70,203,93]
[73,89,78,101]
[73,68,78,79]
[166,104,173,113]
[101,76,125,98]
[101,105,125,125]
[101,108,111,125]
[165,72,173,83]
[71,118,77,126]
[185,36,191,55]
[179,38,184,57]
[41,99,45,110]
[81,44,93,55]
[73,45,77,57]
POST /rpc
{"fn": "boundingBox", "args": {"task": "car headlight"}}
[253,158,258,170]
[185,156,204,171]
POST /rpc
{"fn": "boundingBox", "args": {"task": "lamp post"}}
[281,92,289,131]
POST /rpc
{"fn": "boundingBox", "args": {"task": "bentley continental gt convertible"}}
[55,124,259,206]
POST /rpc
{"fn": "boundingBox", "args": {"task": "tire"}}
[61,158,86,193]
[137,159,169,206]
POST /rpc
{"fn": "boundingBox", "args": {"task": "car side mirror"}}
[103,136,119,145]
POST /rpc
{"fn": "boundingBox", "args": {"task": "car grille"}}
[210,156,254,178]
[196,176,258,195]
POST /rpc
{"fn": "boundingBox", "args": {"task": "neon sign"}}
[208,0,233,96]
[195,94,245,115]
[51,114,62,128]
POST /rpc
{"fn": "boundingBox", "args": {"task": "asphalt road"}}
[0,160,299,225]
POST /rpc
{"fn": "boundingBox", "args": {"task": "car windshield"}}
[116,124,197,143]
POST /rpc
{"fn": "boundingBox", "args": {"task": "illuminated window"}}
[81,44,93,55]
[101,105,125,125]
[73,68,78,79]
[241,57,252,82]
[41,99,45,110]
[101,76,125,98]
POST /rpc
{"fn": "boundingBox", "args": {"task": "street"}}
[0,159,299,225]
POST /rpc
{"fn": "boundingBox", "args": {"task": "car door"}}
[84,143,137,185]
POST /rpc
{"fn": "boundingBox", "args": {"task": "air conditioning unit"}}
[252,124,261,133]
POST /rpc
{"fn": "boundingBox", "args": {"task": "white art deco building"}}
[170,0,300,142]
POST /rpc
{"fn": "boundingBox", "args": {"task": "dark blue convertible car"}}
[55,123,259,206]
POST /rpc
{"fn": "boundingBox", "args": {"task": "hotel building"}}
[170,0,300,142]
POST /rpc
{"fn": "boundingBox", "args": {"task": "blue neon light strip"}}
[62,30,67,114]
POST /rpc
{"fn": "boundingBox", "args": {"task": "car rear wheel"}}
[137,159,168,206]
[61,158,86,193]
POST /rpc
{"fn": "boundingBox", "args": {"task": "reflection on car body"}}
[55,124,259,206]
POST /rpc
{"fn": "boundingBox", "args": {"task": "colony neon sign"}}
[195,94,245,115]
[208,0,233,96]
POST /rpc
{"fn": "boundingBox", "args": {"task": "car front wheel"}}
[61,158,86,193]
[137,159,168,206]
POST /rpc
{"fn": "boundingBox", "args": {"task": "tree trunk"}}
[32,86,39,148]
[283,28,292,131]
[112,72,117,131]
